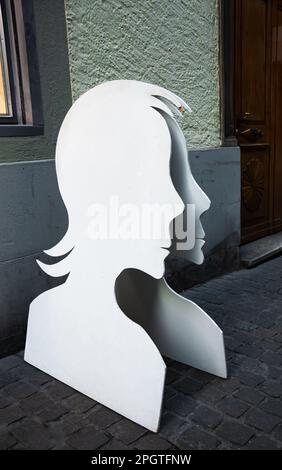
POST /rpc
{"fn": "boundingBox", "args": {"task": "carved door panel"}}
[235,0,282,243]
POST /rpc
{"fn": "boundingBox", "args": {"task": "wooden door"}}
[235,0,282,243]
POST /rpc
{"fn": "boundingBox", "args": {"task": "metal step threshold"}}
[240,232,282,268]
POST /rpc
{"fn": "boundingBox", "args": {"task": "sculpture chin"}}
[187,238,205,265]
[148,257,166,280]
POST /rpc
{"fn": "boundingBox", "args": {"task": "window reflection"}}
[0,3,11,116]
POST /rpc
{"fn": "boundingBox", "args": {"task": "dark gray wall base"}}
[0,252,64,358]
[166,242,240,293]
[0,160,67,358]
[166,146,241,291]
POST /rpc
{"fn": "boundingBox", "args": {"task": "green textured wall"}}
[0,0,72,163]
[65,0,220,148]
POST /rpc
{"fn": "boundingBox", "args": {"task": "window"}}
[0,0,43,136]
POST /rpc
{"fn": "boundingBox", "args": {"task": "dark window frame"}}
[219,0,238,147]
[0,0,43,136]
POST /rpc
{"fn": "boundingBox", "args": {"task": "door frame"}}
[219,0,237,148]
[220,0,282,243]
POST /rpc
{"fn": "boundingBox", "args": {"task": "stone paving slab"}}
[0,257,282,450]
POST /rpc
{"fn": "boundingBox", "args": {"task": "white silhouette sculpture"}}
[25,80,227,432]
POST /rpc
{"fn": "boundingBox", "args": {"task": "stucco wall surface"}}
[65,0,220,148]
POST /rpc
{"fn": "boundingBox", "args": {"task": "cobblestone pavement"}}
[1,257,282,450]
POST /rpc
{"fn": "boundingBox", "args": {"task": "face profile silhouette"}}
[25,80,226,432]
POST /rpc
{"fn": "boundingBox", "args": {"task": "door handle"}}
[240,112,252,120]
[239,128,264,139]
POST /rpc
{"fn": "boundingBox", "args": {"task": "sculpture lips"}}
[161,242,171,251]
[161,240,172,249]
